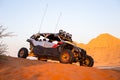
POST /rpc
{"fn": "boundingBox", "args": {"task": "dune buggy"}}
[18,30,94,67]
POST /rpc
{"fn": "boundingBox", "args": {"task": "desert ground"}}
[0,56,120,80]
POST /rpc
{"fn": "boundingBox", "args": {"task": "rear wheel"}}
[59,49,73,64]
[79,55,94,67]
[18,47,28,58]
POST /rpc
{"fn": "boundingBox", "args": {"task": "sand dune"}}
[78,33,120,66]
[0,56,120,80]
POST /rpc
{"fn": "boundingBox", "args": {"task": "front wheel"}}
[59,49,74,64]
[18,47,28,58]
[79,55,94,67]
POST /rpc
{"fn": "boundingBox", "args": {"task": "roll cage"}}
[39,32,72,42]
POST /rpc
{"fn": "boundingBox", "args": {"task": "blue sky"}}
[0,0,120,56]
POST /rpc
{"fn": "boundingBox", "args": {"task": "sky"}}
[0,0,120,57]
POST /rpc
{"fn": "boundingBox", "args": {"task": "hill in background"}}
[77,33,120,66]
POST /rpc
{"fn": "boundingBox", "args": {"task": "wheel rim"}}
[19,50,24,57]
[61,52,70,62]
[83,58,90,66]
[85,58,90,65]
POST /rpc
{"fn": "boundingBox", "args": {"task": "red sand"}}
[0,56,120,80]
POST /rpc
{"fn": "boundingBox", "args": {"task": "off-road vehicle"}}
[18,30,94,67]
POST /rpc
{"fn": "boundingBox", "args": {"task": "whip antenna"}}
[54,12,62,32]
[39,4,48,33]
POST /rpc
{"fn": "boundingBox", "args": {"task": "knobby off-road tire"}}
[18,47,28,58]
[59,49,74,64]
[79,55,94,67]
